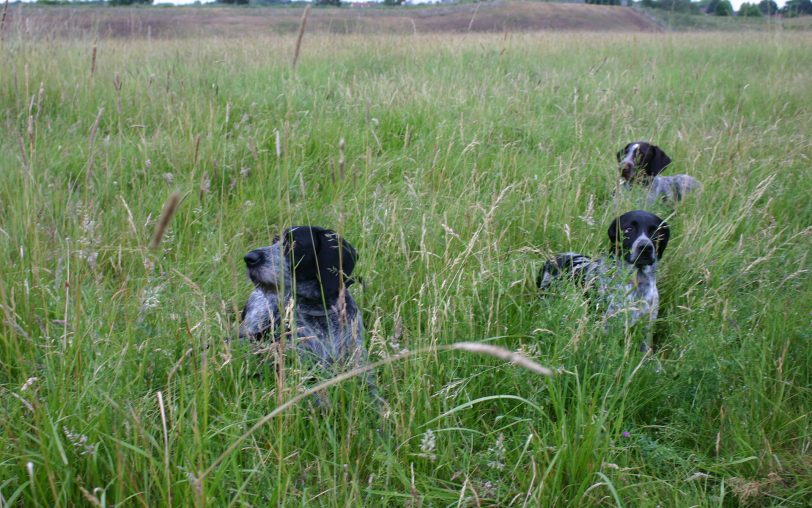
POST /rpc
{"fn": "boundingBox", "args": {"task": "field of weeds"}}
[1,17,811,507]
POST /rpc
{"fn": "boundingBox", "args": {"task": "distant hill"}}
[7,2,664,38]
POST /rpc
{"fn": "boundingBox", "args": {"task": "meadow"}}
[1,12,811,506]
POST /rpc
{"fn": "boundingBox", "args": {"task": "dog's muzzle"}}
[620,163,635,182]
[630,240,656,266]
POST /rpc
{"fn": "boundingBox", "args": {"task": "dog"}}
[239,226,368,373]
[538,210,670,351]
[617,142,701,205]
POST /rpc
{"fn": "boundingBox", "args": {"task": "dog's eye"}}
[623,227,633,235]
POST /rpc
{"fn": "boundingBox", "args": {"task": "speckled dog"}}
[239,226,366,371]
[617,142,701,205]
[538,210,671,351]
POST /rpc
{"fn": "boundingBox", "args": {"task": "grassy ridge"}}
[1,29,811,506]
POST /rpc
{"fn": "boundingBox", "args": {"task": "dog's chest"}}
[601,265,658,323]
[295,300,363,365]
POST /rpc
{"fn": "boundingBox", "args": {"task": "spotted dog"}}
[538,210,671,350]
[617,142,701,205]
[239,226,368,373]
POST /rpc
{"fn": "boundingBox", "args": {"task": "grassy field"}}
[4,3,663,37]
[1,12,811,507]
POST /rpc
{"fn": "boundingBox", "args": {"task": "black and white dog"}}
[617,142,701,205]
[239,226,367,371]
[538,210,671,350]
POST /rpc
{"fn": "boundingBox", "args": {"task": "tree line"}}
[642,0,811,16]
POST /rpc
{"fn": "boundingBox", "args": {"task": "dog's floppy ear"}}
[653,219,670,259]
[644,145,671,176]
[285,226,357,301]
[616,144,631,163]
[607,216,622,257]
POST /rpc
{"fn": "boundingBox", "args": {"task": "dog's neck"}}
[295,303,331,317]
[607,255,657,282]
[255,282,335,318]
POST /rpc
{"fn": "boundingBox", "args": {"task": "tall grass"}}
[0,21,810,506]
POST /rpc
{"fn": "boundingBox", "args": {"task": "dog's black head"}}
[243,226,357,302]
[616,142,672,183]
[285,226,357,301]
[607,210,670,267]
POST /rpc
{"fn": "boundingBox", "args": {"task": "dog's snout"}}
[244,250,264,268]
[620,163,635,181]
[640,243,655,257]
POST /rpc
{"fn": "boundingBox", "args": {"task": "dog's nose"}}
[640,243,655,258]
[244,250,264,268]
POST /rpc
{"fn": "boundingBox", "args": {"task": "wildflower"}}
[63,427,97,456]
[418,429,436,462]
[622,431,631,438]
[487,434,506,471]
[140,285,163,313]
[21,377,38,391]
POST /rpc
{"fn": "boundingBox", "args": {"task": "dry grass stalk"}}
[292,6,311,70]
[198,341,554,482]
[88,107,104,149]
[79,486,103,508]
[450,342,555,377]
[467,1,481,32]
[113,72,122,115]
[150,192,181,250]
[338,137,346,180]
[27,101,34,163]
[90,39,97,78]
[35,82,44,124]
[192,134,201,167]
[17,131,29,176]
[0,0,9,36]
[84,107,104,183]
[157,391,172,506]
[199,172,210,201]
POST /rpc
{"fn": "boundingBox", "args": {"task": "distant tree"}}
[714,0,734,15]
[109,0,153,5]
[314,0,341,5]
[783,0,812,15]
[739,2,763,15]
[640,0,656,6]
[705,0,719,12]
[383,0,404,5]
[758,0,778,14]
[659,0,692,11]
[217,0,249,4]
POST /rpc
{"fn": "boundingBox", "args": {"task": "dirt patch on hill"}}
[4,2,663,39]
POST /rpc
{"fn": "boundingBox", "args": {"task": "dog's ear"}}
[653,219,670,259]
[286,226,357,301]
[644,145,671,176]
[616,144,630,163]
[607,216,622,257]
[285,226,320,282]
